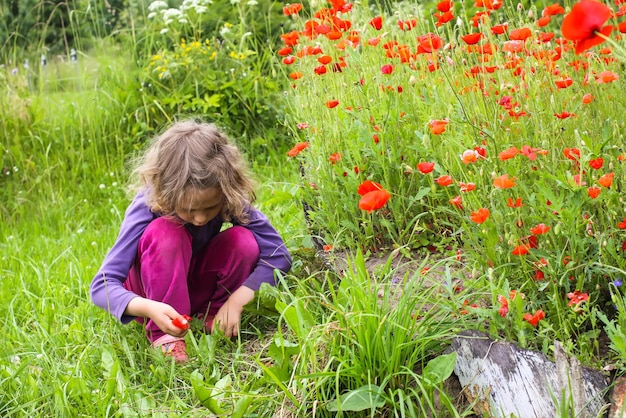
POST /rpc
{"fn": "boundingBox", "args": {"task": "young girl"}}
[90,120,292,362]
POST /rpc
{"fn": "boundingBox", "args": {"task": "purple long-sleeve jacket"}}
[89,192,292,323]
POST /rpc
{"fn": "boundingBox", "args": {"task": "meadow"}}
[1,0,626,416]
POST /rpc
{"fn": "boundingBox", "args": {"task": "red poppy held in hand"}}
[172,315,192,330]
[561,0,613,54]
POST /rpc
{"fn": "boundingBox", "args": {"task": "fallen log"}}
[449,330,609,418]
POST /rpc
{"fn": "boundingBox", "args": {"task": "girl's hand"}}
[211,286,255,338]
[125,297,188,338]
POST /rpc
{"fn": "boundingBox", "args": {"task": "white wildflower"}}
[148,1,168,12]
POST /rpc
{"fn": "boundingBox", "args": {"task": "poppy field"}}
[282,0,626,370]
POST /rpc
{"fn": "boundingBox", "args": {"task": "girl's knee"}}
[141,217,191,252]
[225,226,260,259]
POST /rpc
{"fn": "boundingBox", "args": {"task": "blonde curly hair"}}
[130,120,256,223]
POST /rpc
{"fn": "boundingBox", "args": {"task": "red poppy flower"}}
[561,0,613,54]
[325,99,339,108]
[491,23,508,35]
[523,310,545,327]
[563,148,581,160]
[502,40,525,53]
[397,18,418,30]
[328,153,341,164]
[543,3,565,16]
[289,72,303,80]
[589,157,604,170]
[520,145,545,161]
[436,175,454,186]
[283,3,303,16]
[437,0,453,12]
[618,218,626,229]
[287,142,309,157]
[498,147,519,161]
[381,64,394,74]
[460,149,480,164]
[461,33,483,45]
[596,70,619,83]
[511,244,530,256]
[470,208,490,224]
[317,55,332,65]
[282,55,295,65]
[449,195,463,209]
[598,172,614,188]
[459,182,476,192]
[429,119,449,134]
[278,46,293,56]
[582,93,595,104]
[530,223,551,235]
[523,234,539,249]
[357,180,383,195]
[567,290,589,307]
[537,16,551,27]
[497,295,509,317]
[507,197,524,207]
[417,161,435,174]
[359,189,391,213]
[554,111,576,119]
[493,174,516,189]
[510,27,532,41]
[555,77,573,89]
[172,315,192,330]
[435,11,455,26]
[369,16,383,30]
[588,186,601,199]
[314,65,327,75]
[281,30,300,46]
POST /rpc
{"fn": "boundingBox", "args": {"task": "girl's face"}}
[175,187,223,227]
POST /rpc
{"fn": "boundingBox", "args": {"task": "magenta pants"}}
[124,217,259,343]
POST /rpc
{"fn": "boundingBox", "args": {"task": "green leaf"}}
[190,370,226,415]
[326,384,385,412]
[423,352,457,386]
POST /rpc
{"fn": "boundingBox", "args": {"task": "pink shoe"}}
[160,340,189,363]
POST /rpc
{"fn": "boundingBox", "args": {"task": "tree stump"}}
[449,330,609,418]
